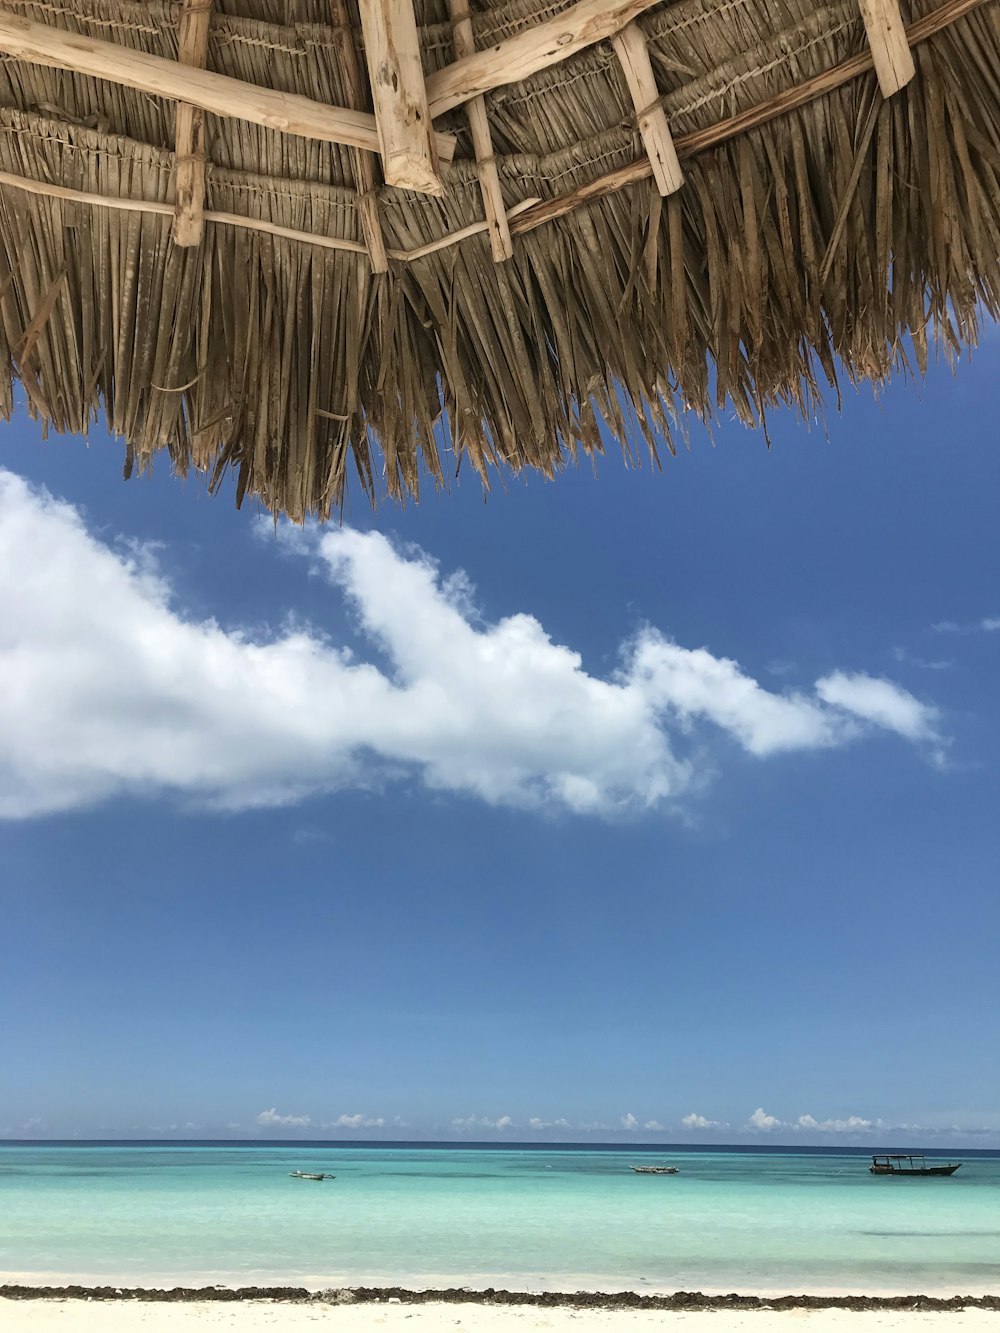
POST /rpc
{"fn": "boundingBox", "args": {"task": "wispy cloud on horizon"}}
[681,1113,730,1131]
[6,1110,998,1143]
[0,469,945,822]
[745,1107,876,1135]
[326,1114,386,1130]
[747,1107,784,1132]
[451,1115,514,1132]
[256,1108,312,1129]
[739,1108,1000,1139]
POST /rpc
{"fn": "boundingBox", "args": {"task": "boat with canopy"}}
[869,1155,962,1176]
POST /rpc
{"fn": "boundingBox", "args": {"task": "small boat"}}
[630,1164,679,1174]
[869,1155,961,1177]
[289,1170,334,1180]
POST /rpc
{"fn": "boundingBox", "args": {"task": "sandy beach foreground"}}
[2,1302,998,1332]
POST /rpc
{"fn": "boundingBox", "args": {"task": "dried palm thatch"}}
[0,0,997,519]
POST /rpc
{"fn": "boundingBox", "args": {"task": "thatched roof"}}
[0,0,997,518]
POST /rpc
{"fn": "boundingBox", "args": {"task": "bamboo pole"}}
[0,13,456,161]
[329,0,389,272]
[857,0,916,97]
[0,169,537,263]
[425,0,662,117]
[172,0,213,246]
[446,0,513,261]
[611,22,683,197]
[0,168,369,254]
[358,0,443,195]
[395,197,539,259]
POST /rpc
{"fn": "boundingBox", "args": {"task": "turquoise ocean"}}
[1,1144,998,1295]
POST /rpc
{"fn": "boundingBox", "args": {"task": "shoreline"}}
[3,1284,1000,1311]
[7,1264,994,1299]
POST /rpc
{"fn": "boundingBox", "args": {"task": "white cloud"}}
[451,1115,513,1132]
[745,1110,875,1136]
[765,658,797,678]
[932,616,1000,634]
[620,1113,639,1130]
[814,671,938,742]
[797,1114,872,1134]
[643,1120,665,1131]
[891,646,953,672]
[256,1108,311,1129]
[0,471,944,821]
[291,825,336,847]
[527,1117,573,1131]
[747,1107,784,1132]
[681,1113,727,1130]
[630,636,845,755]
[330,1114,385,1129]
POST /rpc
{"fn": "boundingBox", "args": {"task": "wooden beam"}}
[857,0,916,97]
[329,0,389,272]
[357,0,443,196]
[426,0,661,118]
[446,0,512,261]
[0,13,456,161]
[172,0,213,246]
[611,22,682,197]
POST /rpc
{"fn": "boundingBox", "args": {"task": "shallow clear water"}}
[1,1144,998,1294]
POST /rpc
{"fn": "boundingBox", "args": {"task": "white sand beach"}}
[2,1303,997,1333]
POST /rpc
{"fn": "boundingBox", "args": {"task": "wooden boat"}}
[869,1155,960,1177]
[289,1171,334,1181]
[631,1164,679,1175]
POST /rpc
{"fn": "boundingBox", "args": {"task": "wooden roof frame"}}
[0,0,963,275]
[0,0,978,266]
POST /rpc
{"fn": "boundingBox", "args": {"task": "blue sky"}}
[1,332,998,1148]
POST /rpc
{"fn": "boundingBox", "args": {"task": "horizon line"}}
[2,1138,994,1153]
